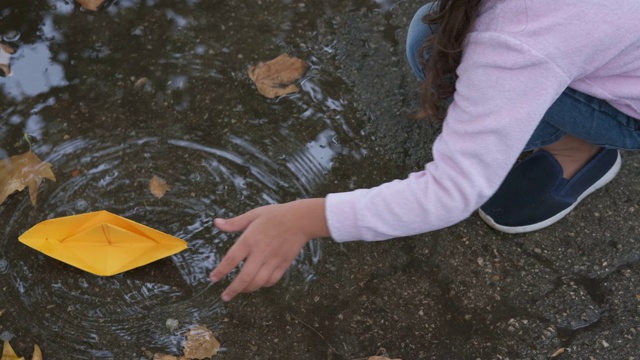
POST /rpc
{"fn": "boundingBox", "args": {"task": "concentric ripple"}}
[0,130,339,358]
[0,0,374,357]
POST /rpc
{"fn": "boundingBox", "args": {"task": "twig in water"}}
[289,313,341,356]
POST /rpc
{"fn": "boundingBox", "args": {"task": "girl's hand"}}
[209,198,329,301]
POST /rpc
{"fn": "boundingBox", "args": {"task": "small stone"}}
[165,318,179,331]
[0,331,14,341]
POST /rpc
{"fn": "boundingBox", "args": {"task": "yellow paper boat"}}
[18,210,188,276]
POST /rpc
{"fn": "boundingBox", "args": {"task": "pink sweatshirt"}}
[326,0,640,242]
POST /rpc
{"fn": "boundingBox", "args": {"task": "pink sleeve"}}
[326,33,571,242]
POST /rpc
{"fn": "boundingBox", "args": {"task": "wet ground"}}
[0,1,638,359]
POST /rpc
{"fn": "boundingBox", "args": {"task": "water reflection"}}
[0,0,384,357]
[0,12,67,99]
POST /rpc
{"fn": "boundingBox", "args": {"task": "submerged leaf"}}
[149,175,170,199]
[76,0,107,11]
[183,325,220,359]
[1,341,25,360]
[0,151,56,206]
[248,54,307,98]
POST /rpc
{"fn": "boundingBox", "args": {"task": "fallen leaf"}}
[0,151,56,206]
[1,341,25,360]
[550,347,565,357]
[149,175,170,198]
[31,345,42,360]
[248,54,307,98]
[76,0,107,11]
[0,42,15,77]
[183,325,220,359]
[153,354,177,360]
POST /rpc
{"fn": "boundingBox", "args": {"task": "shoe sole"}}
[478,151,621,234]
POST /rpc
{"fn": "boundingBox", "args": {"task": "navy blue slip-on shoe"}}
[478,148,621,234]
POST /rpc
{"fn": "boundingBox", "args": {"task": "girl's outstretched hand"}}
[209,198,329,302]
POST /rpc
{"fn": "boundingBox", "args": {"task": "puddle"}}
[0,0,401,357]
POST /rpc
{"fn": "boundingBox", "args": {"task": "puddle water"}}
[0,0,399,357]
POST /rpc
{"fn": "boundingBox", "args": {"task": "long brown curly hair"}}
[417,0,482,120]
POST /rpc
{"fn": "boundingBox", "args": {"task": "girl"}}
[210,0,640,302]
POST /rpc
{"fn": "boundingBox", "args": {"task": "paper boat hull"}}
[19,210,188,276]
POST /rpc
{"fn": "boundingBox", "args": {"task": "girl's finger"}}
[209,240,249,283]
[220,254,262,301]
[265,265,289,287]
[214,210,259,233]
[243,266,276,293]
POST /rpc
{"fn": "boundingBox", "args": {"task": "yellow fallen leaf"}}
[149,175,170,198]
[0,151,56,206]
[183,325,220,359]
[31,345,42,360]
[248,54,307,98]
[75,0,107,11]
[1,341,25,360]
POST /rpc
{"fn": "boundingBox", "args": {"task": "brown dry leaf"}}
[248,54,307,98]
[31,345,42,360]
[75,0,107,11]
[152,354,183,360]
[183,325,220,359]
[1,341,25,360]
[149,175,170,199]
[0,151,56,206]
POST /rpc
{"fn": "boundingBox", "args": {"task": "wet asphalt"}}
[0,1,638,359]
[220,2,640,359]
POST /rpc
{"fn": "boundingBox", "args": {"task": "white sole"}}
[478,151,621,234]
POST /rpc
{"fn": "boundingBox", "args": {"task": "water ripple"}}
[0,134,324,357]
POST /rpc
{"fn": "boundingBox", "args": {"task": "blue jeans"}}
[406,3,640,151]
